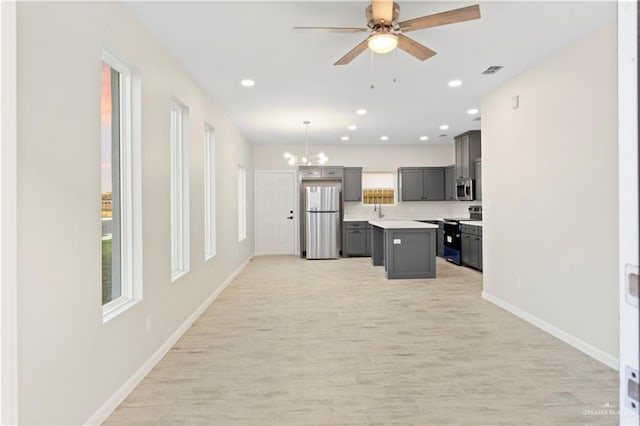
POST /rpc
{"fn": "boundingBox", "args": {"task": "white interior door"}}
[618,3,639,425]
[255,171,296,255]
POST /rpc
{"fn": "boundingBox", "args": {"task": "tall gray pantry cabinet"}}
[454,130,482,180]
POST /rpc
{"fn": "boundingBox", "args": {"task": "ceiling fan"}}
[294,1,481,65]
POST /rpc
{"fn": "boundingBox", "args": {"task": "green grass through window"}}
[102,238,112,305]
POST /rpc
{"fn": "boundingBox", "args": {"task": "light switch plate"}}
[512,95,519,109]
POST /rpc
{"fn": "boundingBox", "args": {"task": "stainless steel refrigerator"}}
[305,185,340,259]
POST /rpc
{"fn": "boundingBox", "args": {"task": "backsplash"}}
[344,200,479,220]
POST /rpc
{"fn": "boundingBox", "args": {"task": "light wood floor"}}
[105,256,618,425]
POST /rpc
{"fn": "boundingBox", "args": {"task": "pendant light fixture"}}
[284,121,328,166]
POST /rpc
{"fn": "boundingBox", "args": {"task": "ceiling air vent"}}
[482,65,503,75]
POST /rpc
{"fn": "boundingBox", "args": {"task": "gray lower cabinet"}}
[461,224,483,271]
[398,167,445,201]
[461,232,471,266]
[384,228,436,279]
[422,220,444,256]
[444,166,456,201]
[343,221,371,256]
[370,224,436,279]
[343,167,362,202]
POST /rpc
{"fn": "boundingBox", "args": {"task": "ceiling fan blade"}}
[399,4,481,33]
[396,33,437,61]
[293,26,368,33]
[371,0,394,23]
[334,38,370,65]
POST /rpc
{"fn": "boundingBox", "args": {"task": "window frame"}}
[102,50,143,323]
[362,171,398,206]
[204,123,216,260]
[170,98,190,281]
[237,164,247,242]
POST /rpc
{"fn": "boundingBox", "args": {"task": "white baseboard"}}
[481,291,619,370]
[85,258,251,426]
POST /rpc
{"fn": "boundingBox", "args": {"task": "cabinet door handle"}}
[286,216,293,219]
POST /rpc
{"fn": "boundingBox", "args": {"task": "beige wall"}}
[481,23,618,364]
[253,143,454,172]
[253,143,476,220]
[17,2,253,424]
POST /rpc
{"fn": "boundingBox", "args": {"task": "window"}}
[101,50,142,322]
[170,99,190,280]
[204,124,216,260]
[362,172,396,205]
[237,165,246,241]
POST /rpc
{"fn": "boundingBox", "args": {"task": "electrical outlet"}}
[146,315,152,332]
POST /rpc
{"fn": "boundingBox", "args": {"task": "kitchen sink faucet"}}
[373,197,384,218]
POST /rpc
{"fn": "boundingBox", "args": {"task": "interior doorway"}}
[617,2,639,424]
[1,1,18,423]
[254,171,297,255]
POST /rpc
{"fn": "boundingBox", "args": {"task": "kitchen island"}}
[369,220,439,279]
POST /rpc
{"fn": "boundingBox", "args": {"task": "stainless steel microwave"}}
[456,178,474,201]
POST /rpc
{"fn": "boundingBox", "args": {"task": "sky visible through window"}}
[101,63,112,197]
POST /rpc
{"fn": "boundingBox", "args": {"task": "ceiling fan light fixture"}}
[368,33,398,54]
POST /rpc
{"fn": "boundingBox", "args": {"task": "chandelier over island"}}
[284,121,328,166]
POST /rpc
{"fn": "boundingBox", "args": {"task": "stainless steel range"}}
[443,205,482,265]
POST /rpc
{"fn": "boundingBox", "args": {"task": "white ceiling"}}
[127,1,616,146]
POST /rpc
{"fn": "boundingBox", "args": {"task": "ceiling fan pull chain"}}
[392,48,398,84]
[370,50,376,90]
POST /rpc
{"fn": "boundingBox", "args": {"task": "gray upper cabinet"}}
[400,169,424,201]
[399,167,445,201]
[424,169,444,200]
[298,166,344,179]
[321,167,344,179]
[454,131,482,180]
[298,166,322,178]
[444,166,456,201]
[474,160,482,201]
[343,167,362,202]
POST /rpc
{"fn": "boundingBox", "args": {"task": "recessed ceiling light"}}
[356,109,367,115]
[240,79,255,87]
[420,136,429,141]
[467,108,479,115]
[440,124,449,130]
[380,136,389,141]
[448,79,462,87]
[341,136,349,141]
[347,125,357,130]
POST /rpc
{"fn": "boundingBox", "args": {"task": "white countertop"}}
[344,217,443,222]
[460,220,483,227]
[369,220,439,229]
